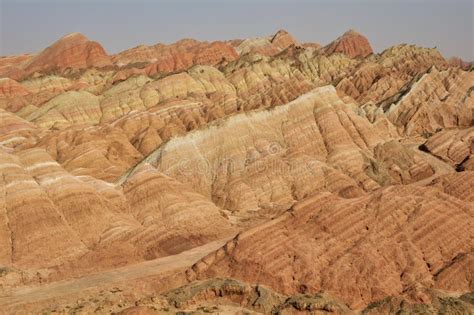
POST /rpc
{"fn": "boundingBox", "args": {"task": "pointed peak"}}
[343,29,362,37]
[274,29,290,36]
[59,32,89,43]
[271,29,292,41]
[270,29,298,47]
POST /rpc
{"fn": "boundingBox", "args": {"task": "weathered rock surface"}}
[190,185,474,309]
[386,67,473,135]
[421,128,474,171]
[128,87,439,221]
[0,109,39,148]
[0,147,233,273]
[22,277,473,314]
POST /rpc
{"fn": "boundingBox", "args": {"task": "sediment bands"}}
[0,28,473,313]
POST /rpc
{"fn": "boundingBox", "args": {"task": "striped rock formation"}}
[0,147,233,275]
[234,29,299,56]
[0,33,112,80]
[386,67,474,135]
[112,39,239,73]
[189,185,473,309]
[0,54,32,80]
[24,33,112,75]
[125,87,439,221]
[421,128,474,171]
[0,30,472,313]
[323,29,373,58]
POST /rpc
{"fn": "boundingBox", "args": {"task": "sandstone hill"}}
[0,29,472,314]
[323,29,373,58]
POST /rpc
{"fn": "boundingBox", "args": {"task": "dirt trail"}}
[0,238,231,308]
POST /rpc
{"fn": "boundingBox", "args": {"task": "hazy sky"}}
[1,0,473,60]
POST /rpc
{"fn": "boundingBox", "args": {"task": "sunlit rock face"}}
[0,29,472,313]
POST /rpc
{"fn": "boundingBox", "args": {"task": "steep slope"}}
[337,45,448,104]
[386,67,474,135]
[0,78,31,112]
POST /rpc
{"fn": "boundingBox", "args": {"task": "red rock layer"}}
[23,33,112,75]
[323,29,373,58]
[0,55,32,80]
[269,29,299,51]
[112,39,238,74]
[0,78,30,98]
[190,183,474,309]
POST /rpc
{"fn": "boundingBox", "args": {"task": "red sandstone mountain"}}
[24,33,112,75]
[0,33,112,80]
[0,29,472,314]
[112,38,239,76]
[269,29,299,50]
[324,29,373,58]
